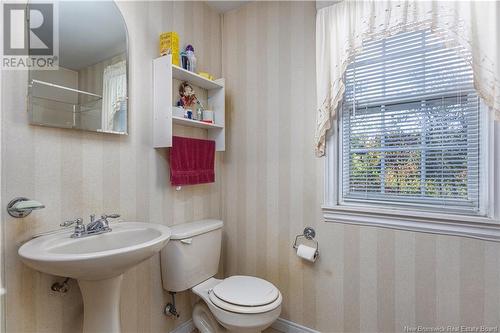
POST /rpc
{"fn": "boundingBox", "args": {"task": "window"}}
[338,29,485,216]
[102,61,127,132]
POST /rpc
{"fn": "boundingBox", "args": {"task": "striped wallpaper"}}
[2,2,222,332]
[221,2,500,332]
[2,1,500,333]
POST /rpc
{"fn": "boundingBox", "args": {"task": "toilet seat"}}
[208,276,282,314]
[192,277,282,332]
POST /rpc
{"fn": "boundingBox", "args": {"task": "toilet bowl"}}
[160,220,282,333]
[192,277,282,333]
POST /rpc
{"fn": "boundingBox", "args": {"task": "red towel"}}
[169,136,215,186]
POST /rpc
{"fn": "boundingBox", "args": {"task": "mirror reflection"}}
[28,1,128,134]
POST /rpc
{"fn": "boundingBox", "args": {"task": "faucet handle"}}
[102,214,120,219]
[60,218,83,227]
[99,214,120,228]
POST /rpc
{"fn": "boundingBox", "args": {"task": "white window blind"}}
[341,29,481,214]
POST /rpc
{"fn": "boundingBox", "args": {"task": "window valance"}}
[315,0,500,156]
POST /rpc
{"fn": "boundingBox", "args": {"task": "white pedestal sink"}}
[18,222,171,333]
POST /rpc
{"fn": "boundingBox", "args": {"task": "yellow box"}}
[159,32,180,66]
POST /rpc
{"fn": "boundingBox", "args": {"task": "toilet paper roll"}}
[296,244,318,262]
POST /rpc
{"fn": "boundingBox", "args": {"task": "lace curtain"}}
[315,0,500,156]
[102,61,127,131]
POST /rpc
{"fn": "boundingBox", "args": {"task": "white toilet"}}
[160,219,282,333]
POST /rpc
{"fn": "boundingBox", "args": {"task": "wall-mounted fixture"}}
[7,197,45,218]
[292,227,319,262]
[153,54,225,151]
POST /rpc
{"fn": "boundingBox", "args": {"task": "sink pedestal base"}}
[78,275,123,333]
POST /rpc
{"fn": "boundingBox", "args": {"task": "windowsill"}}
[322,205,500,242]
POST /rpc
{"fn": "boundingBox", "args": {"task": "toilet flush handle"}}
[180,238,192,245]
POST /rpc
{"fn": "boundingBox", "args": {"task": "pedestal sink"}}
[18,222,171,333]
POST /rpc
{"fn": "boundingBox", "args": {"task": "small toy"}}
[181,44,196,72]
[178,82,196,108]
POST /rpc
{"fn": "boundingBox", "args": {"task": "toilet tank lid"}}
[169,219,223,240]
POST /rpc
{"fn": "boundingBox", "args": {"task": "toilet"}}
[160,219,282,333]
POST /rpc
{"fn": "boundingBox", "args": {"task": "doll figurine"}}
[178,82,196,108]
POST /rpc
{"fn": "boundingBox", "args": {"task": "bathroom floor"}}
[192,329,279,333]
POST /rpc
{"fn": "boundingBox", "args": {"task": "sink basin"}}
[19,222,171,280]
[18,222,171,333]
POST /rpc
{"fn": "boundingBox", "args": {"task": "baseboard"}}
[271,318,321,333]
[170,319,195,333]
[170,317,319,333]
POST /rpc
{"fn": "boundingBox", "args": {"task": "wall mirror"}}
[28,1,129,134]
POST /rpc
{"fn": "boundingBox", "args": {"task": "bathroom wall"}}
[1,2,222,332]
[222,1,500,332]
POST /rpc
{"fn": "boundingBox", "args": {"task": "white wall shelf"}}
[153,55,225,151]
[171,65,223,90]
[172,116,224,129]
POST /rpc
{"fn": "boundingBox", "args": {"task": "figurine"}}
[178,82,196,108]
[181,45,197,72]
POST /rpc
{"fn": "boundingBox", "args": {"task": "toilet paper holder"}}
[292,227,319,256]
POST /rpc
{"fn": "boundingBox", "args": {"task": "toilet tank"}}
[161,219,223,292]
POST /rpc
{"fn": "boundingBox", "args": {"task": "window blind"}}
[341,29,480,214]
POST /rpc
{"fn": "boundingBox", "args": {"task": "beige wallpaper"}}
[1,2,222,332]
[3,1,500,333]
[222,2,500,332]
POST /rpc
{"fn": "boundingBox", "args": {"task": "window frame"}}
[323,98,500,241]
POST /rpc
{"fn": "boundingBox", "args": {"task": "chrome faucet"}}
[87,214,119,233]
[61,214,120,238]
